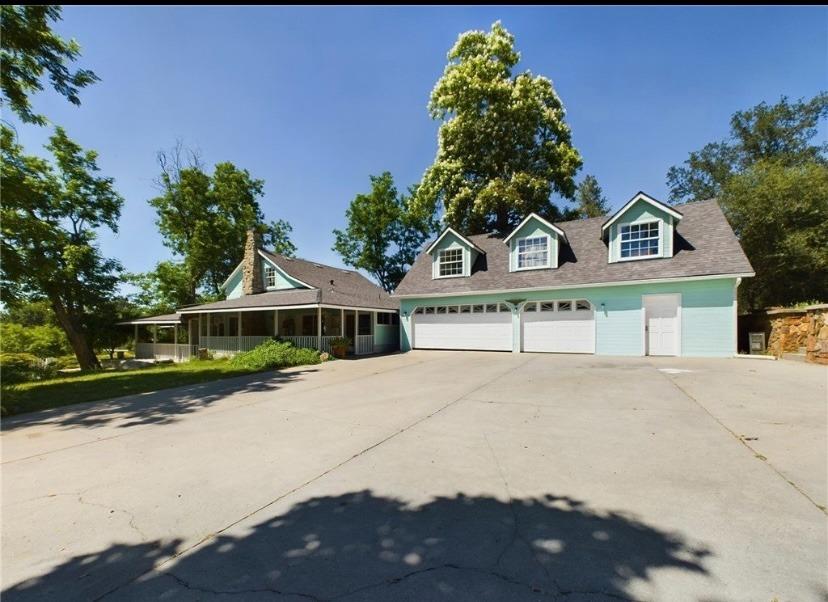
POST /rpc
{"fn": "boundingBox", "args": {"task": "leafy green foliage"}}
[667,94,828,203]
[333,172,435,292]
[0,353,56,384]
[721,161,828,309]
[666,93,828,309]
[1,126,123,369]
[0,5,99,125]
[413,22,582,233]
[0,322,70,358]
[229,339,321,372]
[124,261,196,314]
[145,144,296,303]
[572,175,610,219]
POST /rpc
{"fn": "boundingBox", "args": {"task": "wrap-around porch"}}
[132,306,399,361]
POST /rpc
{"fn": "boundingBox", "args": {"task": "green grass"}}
[1,359,268,417]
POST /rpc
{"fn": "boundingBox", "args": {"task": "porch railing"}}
[356,335,374,355]
[135,342,197,362]
[200,335,273,357]
[281,335,338,354]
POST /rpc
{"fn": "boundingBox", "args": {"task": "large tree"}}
[1,127,124,369]
[666,93,828,309]
[0,5,99,125]
[146,144,296,303]
[333,172,435,292]
[571,175,610,219]
[412,22,582,234]
[667,94,828,203]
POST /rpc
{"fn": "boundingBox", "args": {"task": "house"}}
[393,193,754,357]
[122,230,399,361]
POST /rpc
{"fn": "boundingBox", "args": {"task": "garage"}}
[413,303,512,351]
[521,299,595,354]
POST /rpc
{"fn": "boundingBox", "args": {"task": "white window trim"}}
[617,219,663,262]
[513,234,552,271]
[435,247,465,279]
[264,265,278,289]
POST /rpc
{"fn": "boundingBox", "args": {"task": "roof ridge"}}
[260,249,355,273]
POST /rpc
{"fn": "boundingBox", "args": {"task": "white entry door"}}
[413,305,512,351]
[644,294,680,356]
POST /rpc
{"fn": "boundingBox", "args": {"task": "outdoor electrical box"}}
[748,332,766,355]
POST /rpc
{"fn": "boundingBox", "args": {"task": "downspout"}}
[733,277,742,356]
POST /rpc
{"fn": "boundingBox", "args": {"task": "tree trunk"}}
[50,299,101,370]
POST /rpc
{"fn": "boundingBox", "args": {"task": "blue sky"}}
[13,6,826,279]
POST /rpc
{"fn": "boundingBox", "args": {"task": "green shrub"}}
[1,353,57,384]
[229,340,321,372]
[0,322,70,358]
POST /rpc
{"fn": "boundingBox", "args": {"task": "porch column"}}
[237,311,242,352]
[206,313,211,341]
[198,314,202,345]
[152,324,157,357]
[317,306,322,351]
[340,308,345,336]
[274,309,279,336]
[355,310,359,355]
[134,324,138,355]
[174,323,179,362]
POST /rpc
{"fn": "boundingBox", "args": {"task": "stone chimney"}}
[242,228,264,295]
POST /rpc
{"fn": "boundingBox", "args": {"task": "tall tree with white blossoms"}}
[412,22,582,234]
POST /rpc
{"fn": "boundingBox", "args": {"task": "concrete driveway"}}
[2,352,826,601]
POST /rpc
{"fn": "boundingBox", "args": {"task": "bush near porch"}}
[1,341,323,417]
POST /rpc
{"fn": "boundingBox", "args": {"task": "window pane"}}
[447,306,458,313]
[438,248,464,276]
[517,236,549,269]
[358,313,371,335]
[540,302,555,312]
[414,307,424,314]
[575,300,590,311]
[436,306,447,314]
[524,302,537,312]
[557,301,572,311]
[472,304,484,313]
[424,307,435,314]
[460,305,471,313]
[485,304,498,313]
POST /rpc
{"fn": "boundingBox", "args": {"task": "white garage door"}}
[521,300,595,354]
[413,303,512,351]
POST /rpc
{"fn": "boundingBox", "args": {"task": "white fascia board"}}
[504,213,568,244]
[425,227,484,255]
[601,192,683,234]
[392,272,755,299]
[179,303,398,314]
[257,250,314,289]
[219,261,244,292]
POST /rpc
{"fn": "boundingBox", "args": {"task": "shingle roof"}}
[118,313,182,325]
[178,253,397,313]
[394,199,753,297]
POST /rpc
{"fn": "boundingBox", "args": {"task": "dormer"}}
[504,213,567,272]
[426,227,484,279]
[601,192,683,264]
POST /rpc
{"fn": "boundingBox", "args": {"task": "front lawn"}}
[2,359,271,417]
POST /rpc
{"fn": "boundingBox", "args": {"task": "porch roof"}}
[118,312,182,325]
[176,288,398,314]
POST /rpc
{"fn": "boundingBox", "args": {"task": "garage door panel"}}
[415,313,512,351]
[522,308,595,354]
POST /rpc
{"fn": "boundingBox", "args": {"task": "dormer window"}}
[619,221,660,260]
[438,248,464,276]
[516,236,550,269]
[265,265,277,287]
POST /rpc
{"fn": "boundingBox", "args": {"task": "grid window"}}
[438,248,464,276]
[264,265,277,288]
[620,222,660,258]
[557,300,572,311]
[485,304,498,313]
[517,236,549,269]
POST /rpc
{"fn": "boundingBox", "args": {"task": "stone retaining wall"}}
[767,304,828,365]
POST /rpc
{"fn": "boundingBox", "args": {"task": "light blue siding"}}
[224,257,306,299]
[225,270,244,299]
[399,277,737,357]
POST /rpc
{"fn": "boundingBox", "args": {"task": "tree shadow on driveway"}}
[2,368,318,432]
[4,490,712,601]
